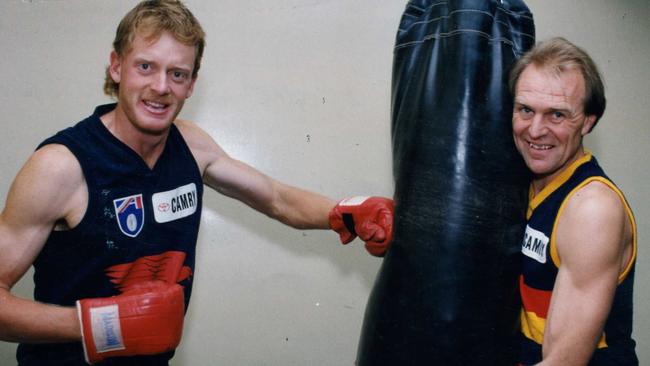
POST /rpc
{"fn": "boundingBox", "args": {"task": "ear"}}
[108,50,122,84]
[581,115,597,135]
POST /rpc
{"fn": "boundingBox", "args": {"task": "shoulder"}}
[563,180,626,224]
[174,119,229,175]
[555,180,628,265]
[174,119,213,148]
[26,144,84,185]
[23,144,86,207]
[4,144,86,226]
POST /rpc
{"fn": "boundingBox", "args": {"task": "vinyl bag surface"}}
[357,1,535,364]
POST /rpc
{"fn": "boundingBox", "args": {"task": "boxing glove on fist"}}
[329,196,395,257]
[76,282,185,364]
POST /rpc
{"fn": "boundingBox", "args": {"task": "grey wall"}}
[0,1,647,365]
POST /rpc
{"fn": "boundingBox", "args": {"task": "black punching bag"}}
[356,1,535,365]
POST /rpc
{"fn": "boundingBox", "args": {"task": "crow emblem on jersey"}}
[113,194,145,238]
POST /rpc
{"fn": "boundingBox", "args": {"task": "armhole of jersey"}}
[549,177,637,282]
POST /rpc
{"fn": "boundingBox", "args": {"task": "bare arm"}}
[0,145,85,343]
[538,181,633,365]
[176,120,336,229]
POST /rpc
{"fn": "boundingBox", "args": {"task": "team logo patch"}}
[113,194,145,238]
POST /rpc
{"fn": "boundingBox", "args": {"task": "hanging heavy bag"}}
[356,1,535,365]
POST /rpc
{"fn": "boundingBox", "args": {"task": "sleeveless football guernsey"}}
[519,152,637,365]
[17,104,203,366]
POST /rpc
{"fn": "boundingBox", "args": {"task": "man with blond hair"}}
[0,1,394,365]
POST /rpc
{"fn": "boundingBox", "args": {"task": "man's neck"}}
[531,147,588,196]
[99,109,169,169]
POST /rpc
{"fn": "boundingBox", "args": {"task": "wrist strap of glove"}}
[77,300,125,364]
[337,196,370,236]
[342,213,356,236]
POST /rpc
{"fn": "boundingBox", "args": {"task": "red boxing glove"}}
[329,196,395,257]
[76,282,184,364]
[76,251,189,364]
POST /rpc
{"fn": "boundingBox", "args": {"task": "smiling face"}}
[512,64,596,192]
[108,30,197,137]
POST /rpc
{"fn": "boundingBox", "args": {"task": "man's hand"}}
[329,196,394,257]
[76,251,188,364]
[76,282,184,364]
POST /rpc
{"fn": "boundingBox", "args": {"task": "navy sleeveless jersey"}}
[519,152,637,365]
[17,104,204,366]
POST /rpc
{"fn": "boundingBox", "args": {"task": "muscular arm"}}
[0,145,84,343]
[539,181,633,365]
[177,120,335,229]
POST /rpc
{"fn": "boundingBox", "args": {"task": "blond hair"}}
[104,0,206,98]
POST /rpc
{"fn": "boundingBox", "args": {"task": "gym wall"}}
[0,1,647,364]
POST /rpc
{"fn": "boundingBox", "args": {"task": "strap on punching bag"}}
[356,1,535,365]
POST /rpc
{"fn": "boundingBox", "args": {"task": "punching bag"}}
[357,1,535,365]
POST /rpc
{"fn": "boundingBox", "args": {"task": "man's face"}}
[109,30,197,136]
[512,64,596,189]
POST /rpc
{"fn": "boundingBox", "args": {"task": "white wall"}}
[0,1,647,365]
